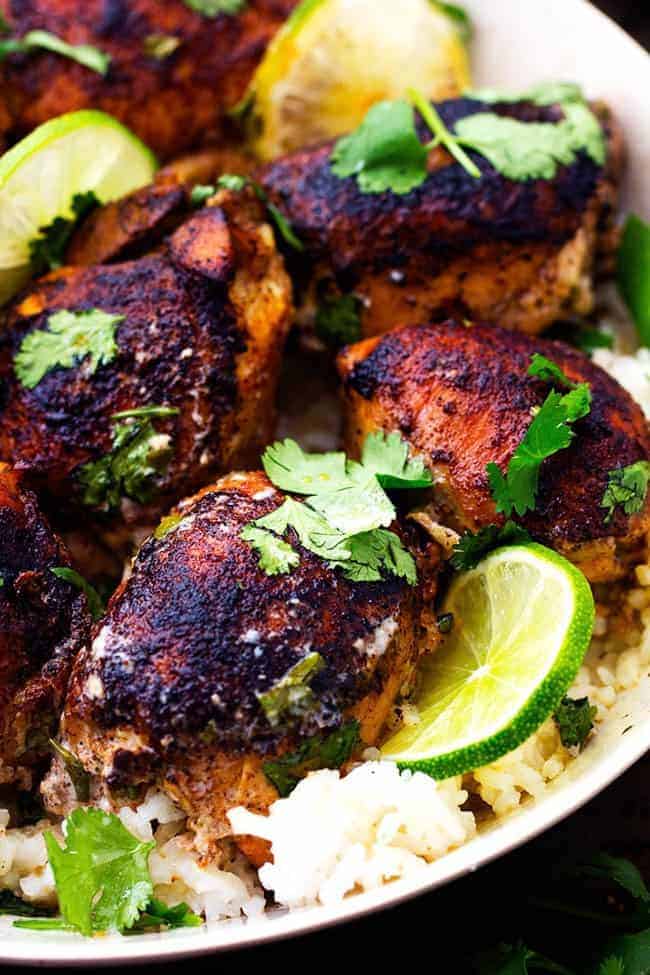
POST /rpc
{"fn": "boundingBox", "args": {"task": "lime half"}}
[0,110,158,305]
[244,0,471,161]
[381,544,595,777]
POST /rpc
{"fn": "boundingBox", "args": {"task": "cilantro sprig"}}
[487,356,592,518]
[195,174,304,251]
[601,462,650,524]
[263,721,360,797]
[50,567,106,621]
[315,294,362,348]
[242,433,432,583]
[0,22,110,74]
[257,652,325,726]
[553,696,597,750]
[14,308,123,390]
[451,522,532,572]
[29,191,100,273]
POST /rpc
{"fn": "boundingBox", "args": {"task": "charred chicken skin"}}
[0,0,297,160]
[339,320,650,583]
[0,190,293,537]
[0,464,90,788]
[261,96,623,342]
[44,472,430,859]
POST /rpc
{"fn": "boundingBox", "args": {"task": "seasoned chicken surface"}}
[261,97,623,342]
[0,192,293,540]
[0,0,297,160]
[44,472,431,858]
[339,320,650,583]
[0,464,90,788]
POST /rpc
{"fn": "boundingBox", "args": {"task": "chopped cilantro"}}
[434,3,472,43]
[50,567,105,622]
[308,470,396,535]
[451,522,532,571]
[263,721,360,797]
[0,30,110,74]
[329,528,417,584]
[216,174,247,192]
[0,891,53,918]
[553,696,597,750]
[153,512,185,540]
[487,384,592,517]
[15,308,123,390]
[43,808,154,936]
[128,899,202,933]
[240,525,300,576]
[262,439,350,494]
[255,497,352,562]
[472,81,586,108]
[315,294,362,348]
[190,184,216,206]
[618,214,650,345]
[528,354,577,389]
[216,173,304,250]
[183,0,246,14]
[29,191,100,273]
[361,430,434,490]
[601,462,650,524]
[48,738,91,802]
[78,407,179,511]
[143,34,181,59]
[257,652,325,726]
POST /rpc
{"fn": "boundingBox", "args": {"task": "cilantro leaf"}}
[15,308,123,390]
[190,184,216,206]
[476,941,575,974]
[330,529,417,584]
[472,82,586,108]
[595,932,650,975]
[0,31,110,74]
[255,498,352,562]
[262,439,350,494]
[215,174,304,250]
[29,191,100,273]
[183,0,246,14]
[48,738,91,802]
[0,891,53,918]
[487,385,592,517]
[44,808,155,936]
[451,522,531,571]
[154,513,186,540]
[240,525,300,575]
[78,408,179,510]
[434,3,472,43]
[580,854,650,904]
[50,567,105,622]
[256,652,325,726]
[360,430,434,490]
[216,174,248,192]
[601,462,650,524]
[331,100,430,195]
[143,34,181,60]
[128,899,202,933]
[315,294,362,348]
[618,214,650,345]
[263,721,360,797]
[308,471,396,536]
[528,354,577,389]
[598,959,625,975]
[553,696,597,750]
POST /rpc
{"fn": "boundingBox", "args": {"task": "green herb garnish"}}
[434,2,472,43]
[263,721,360,797]
[183,0,246,14]
[128,899,202,933]
[78,407,179,510]
[143,34,181,59]
[215,174,304,250]
[29,191,100,273]
[0,891,53,918]
[241,525,300,575]
[601,461,650,524]
[315,294,362,348]
[15,308,122,390]
[153,512,186,540]
[257,652,325,726]
[471,81,586,108]
[190,184,216,206]
[528,353,577,389]
[361,430,434,490]
[48,738,91,802]
[553,696,597,750]
[0,30,110,74]
[50,567,105,622]
[618,214,650,345]
[451,521,532,571]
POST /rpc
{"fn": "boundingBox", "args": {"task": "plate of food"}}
[0,0,649,966]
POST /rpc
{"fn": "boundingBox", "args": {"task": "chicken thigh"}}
[339,320,650,583]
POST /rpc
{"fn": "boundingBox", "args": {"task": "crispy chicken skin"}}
[0,0,297,160]
[261,97,623,341]
[44,472,430,858]
[0,464,90,787]
[0,192,293,535]
[339,321,650,583]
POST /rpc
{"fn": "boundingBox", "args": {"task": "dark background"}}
[7,3,649,972]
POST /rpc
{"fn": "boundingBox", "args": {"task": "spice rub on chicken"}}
[0,464,90,789]
[260,94,623,343]
[43,472,427,858]
[0,193,293,539]
[0,0,297,160]
[339,320,650,583]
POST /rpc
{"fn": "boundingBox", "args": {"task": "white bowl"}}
[1,0,649,965]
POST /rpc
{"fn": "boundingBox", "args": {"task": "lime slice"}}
[0,110,158,306]
[381,544,595,777]
[244,0,472,161]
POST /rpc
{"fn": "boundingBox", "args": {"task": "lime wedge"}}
[0,110,158,306]
[381,544,595,777]
[244,0,472,161]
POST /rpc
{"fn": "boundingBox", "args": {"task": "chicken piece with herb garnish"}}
[0,464,91,790]
[0,189,293,545]
[339,320,650,583]
[43,469,436,862]
[0,0,297,160]
[260,87,622,347]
